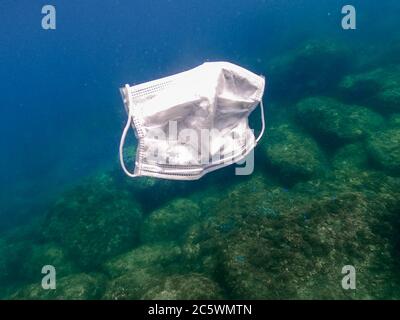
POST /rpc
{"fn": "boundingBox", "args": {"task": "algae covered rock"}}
[298,162,400,204]
[103,270,163,300]
[11,273,105,300]
[263,123,323,184]
[181,172,400,299]
[268,40,351,101]
[332,143,369,170]
[296,96,383,143]
[339,65,400,113]
[367,127,400,175]
[43,173,143,270]
[104,242,182,278]
[182,223,221,277]
[219,192,399,299]
[21,243,77,282]
[103,243,185,300]
[180,175,303,294]
[140,199,201,243]
[180,184,299,299]
[141,273,224,300]
[182,174,278,278]
[389,114,400,127]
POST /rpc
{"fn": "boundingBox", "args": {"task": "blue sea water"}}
[0,0,400,299]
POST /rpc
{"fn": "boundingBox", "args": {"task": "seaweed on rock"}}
[42,173,143,270]
[263,123,324,185]
[103,243,186,300]
[339,65,400,113]
[11,273,106,300]
[140,199,201,244]
[141,273,224,300]
[295,96,384,145]
[367,127,400,175]
[20,243,77,283]
[180,174,400,299]
[267,40,352,102]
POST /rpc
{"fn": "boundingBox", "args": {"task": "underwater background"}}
[1,0,400,299]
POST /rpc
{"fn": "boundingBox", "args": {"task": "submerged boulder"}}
[103,271,161,300]
[21,243,77,282]
[389,114,400,127]
[11,273,105,300]
[268,40,352,101]
[339,65,400,113]
[103,242,190,300]
[180,170,400,299]
[263,123,324,184]
[182,223,221,277]
[104,242,183,278]
[367,127,400,175]
[140,199,201,243]
[332,143,369,170]
[103,237,200,300]
[296,96,383,144]
[182,174,278,278]
[297,161,400,204]
[180,176,304,293]
[43,173,143,270]
[228,193,398,299]
[141,273,224,300]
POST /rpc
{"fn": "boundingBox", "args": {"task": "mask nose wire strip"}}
[119,94,139,178]
[255,99,265,143]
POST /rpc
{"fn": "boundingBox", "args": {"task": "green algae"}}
[42,173,143,270]
[20,244,78,283]
[263,123,324,184]
[267,40,352,102]
[140,199,202,244]
[141,273,224,300]
[11,273,106,300]
[332,143,370,170]
[367,127,400,175]
[389,114,400,127]
[296,96,384,144]
[339,65,400,113]
[103,271,162,300]
[104,242,183,278]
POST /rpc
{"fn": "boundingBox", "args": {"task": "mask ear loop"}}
[119,85,139,178]
[255,99,265,143]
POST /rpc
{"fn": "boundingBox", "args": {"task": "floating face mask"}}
[119,61,266,180]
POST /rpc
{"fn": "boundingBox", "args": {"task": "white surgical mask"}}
[119,61,266,180]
